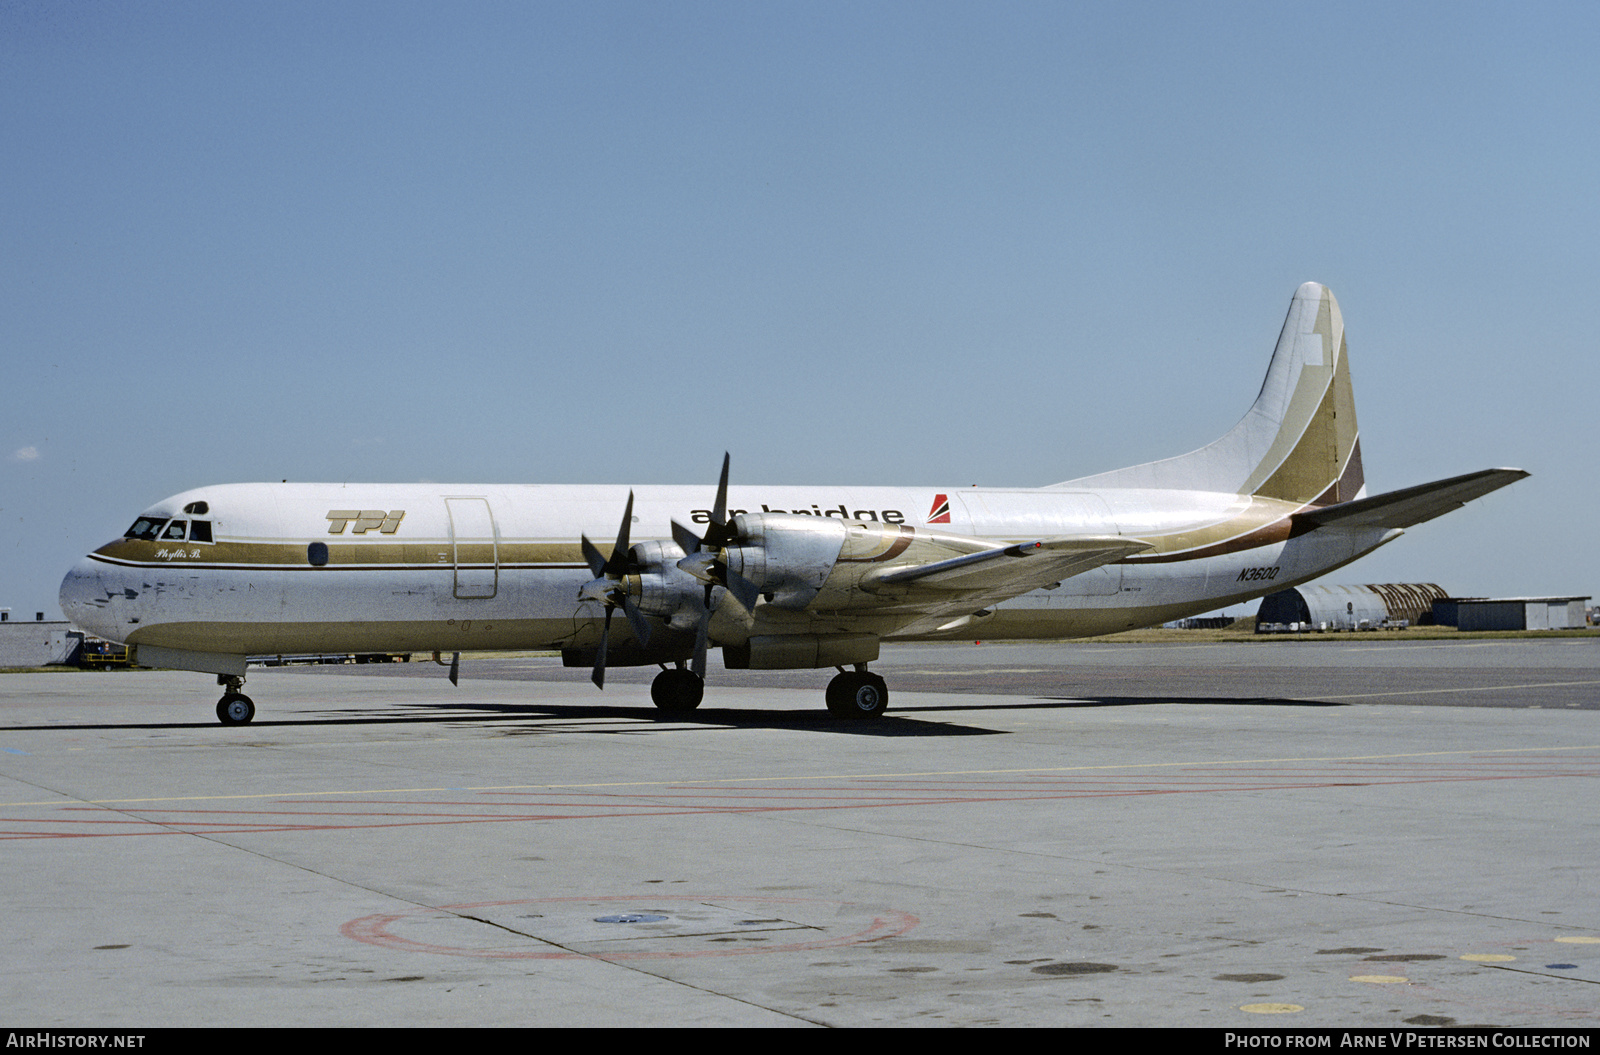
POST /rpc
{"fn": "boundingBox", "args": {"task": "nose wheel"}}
[217,692,255,725]
[826,669,889,718]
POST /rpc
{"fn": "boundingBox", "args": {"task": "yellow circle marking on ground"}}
[1555,936,1600,944]
[1351,974,1408,984]
[1461,954,1516,962]
[1240,1003,1304,1014]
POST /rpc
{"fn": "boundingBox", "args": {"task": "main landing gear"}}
[216,674,255,725]
[825,666,889,718]
[648,663,891,718]
[651,665,705,714]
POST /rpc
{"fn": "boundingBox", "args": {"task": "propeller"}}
[670,453,762,677]
[578,491,654,689]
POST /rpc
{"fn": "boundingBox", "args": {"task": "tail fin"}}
[1054,282,1364,506]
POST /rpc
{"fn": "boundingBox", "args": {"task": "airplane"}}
[58,282,1526,725]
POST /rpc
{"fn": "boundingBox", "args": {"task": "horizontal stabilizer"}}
[1294,468,1528,531]
[869,535,1152,594]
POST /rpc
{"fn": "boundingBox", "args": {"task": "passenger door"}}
[445,497,498,599]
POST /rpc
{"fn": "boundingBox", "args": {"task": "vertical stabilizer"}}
[1054,282,1364,505]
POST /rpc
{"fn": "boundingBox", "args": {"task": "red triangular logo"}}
[927,493,951,524]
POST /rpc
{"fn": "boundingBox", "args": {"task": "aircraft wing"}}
[836,533,1151,641]
[1294,468,1528,531]
[867,535,1152,596]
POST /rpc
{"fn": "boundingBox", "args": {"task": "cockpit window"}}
[183,501,209,515]
[124,517,169,541]
[123,515,213,544]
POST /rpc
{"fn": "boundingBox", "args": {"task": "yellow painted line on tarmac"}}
[3,741,1597,808]
[1343,641,1515,651]
[1316,678,1600,701]
[891,668,1060,675]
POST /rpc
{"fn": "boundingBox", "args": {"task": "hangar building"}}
[1255,583,1447,633]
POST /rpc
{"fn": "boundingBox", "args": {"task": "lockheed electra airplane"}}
[60,283,1525,724]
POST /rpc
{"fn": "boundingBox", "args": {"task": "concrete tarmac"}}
[1,639,1598,1027]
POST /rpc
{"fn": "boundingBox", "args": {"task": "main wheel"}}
[825,672,888,718]
[651,669,704,715]
[216,692,255,725]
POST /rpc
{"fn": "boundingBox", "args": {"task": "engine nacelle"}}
[721,513,849,609]
[628,539,711,631]
[722,512,1032,612]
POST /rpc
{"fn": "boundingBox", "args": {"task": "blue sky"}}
[4,1,1595,618]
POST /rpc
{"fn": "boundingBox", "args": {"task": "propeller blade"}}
[621,596,653,648]
[591,606,614,689]
[691,598,710,679]
[602,492,636,578]
[703,452,738,548]
[670,520,702,558]
[724,567,762,612]
[580,535,606,578]
[688,585,713,675]
[712,452,730,527]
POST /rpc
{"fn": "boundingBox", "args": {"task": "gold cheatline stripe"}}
[88,553,589,573]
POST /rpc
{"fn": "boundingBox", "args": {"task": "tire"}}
[216,693,255,725]
[651,669,704,714]
[826,672,888,718]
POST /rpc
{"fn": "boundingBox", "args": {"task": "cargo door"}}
[446,497,499,599]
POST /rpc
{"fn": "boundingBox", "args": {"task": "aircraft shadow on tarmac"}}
[1032,695,1345,709]
[0,694,1343,736]
[0,708,994,737]
[386,699,1006,736]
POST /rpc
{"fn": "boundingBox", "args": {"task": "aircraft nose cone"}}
[59,556,125,643]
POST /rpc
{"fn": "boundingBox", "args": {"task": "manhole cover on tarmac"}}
[341,895,918,960]
[532,903,808,943]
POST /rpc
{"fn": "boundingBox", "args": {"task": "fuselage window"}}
[189,520,213,543]
[161,520,188,541]
[124,517,169,541]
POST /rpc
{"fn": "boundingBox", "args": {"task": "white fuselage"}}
[59,480,1397,662]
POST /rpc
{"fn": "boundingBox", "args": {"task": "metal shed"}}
[1438,597,1592,631]
[0,620,82,667]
